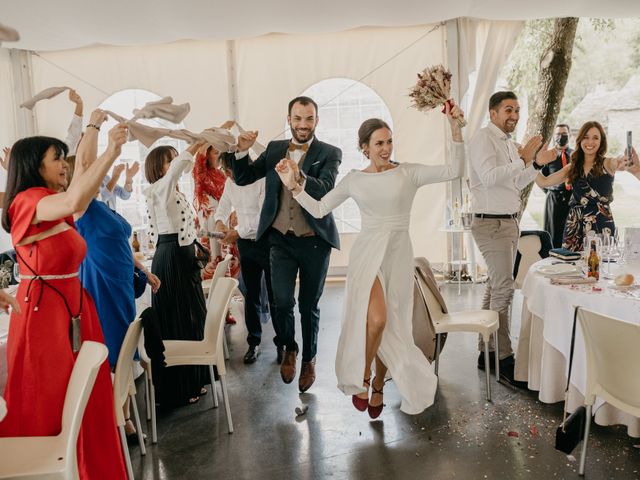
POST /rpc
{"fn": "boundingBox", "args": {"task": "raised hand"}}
[220,120,236,130]
[88,108,108,128]
[112,163,126,179]
[187,141,208,156]
[125,161,140,179]
[518,135,543,165]
[237,131,258,152]
[69,89,83,106]
[0,147,11,170]
[534,143,557,167]
[107,123,128,156]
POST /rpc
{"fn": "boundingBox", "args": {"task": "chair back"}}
[515,234,543,288]
[203,277,238,371]
[113,318,143,425]
[578,308,640,416]
[60,341,108,472]
[207,254,232,308]
[420,277,447,324]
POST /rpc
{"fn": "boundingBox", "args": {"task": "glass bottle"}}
[132,231,140,253]
[587,239,600,280]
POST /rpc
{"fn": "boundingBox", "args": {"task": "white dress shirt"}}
[143,151,197,246]
[100,175,132,210]
[213,178,265,240]
[468,122,538,214]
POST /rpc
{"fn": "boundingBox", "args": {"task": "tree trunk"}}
[520,17,580,213]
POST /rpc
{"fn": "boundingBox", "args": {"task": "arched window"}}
[97,89,189,236]
[289,79,393,233]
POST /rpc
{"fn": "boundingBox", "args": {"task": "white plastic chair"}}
[421,279,500,401]
[202,254,232,360]
[163,277,238,433]
[515,234,543,289]
[576,308,640,476]
[0,341,108,480]
[113,318,146,480]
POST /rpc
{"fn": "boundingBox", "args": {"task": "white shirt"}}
[468,122,538,215]
[213,178,265,240]
[143,151,197,246]
[65,114,83,156]
[100,175,131,210]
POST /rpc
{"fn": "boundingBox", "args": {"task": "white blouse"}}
[143,151,198,246]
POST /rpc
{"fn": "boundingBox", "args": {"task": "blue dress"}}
[77,199,136,367]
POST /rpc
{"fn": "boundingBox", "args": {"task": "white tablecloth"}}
[515,258,640,437]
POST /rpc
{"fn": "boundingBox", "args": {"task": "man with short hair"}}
[233,96,341,392]
[468,91,555,386]
[542,124,573,248]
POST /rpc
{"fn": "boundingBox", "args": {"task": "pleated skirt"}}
[152,234,207,407]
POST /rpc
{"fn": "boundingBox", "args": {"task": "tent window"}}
[290,78,394,233]
[97,89,189,236]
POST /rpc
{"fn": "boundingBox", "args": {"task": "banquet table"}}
[514,257,640,437]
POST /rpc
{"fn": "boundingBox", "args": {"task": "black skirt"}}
[152,234,207,407]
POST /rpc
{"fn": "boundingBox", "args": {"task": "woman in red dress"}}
[193,137,240,282]
[0,114,128,479]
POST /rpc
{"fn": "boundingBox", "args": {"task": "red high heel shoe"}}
[352,378,370,412]
[368,379,384,419]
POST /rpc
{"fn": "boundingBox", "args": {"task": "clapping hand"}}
[518,136,543,165]
[534,142,557,167]
[112,163,126,179]
[126,161,140,179]
[275,159,298,190]
[0,147,11,170]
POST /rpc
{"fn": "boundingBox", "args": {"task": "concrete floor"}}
[129,283,640,479]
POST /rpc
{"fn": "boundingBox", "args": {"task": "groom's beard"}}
[291,126,315,143]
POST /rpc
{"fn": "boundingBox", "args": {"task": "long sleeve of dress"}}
[406,141,465,187]
[293,172,352,219]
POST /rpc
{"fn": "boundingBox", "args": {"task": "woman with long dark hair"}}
[536,121,625,251]
[0,112,128,479]
[144,141,209,407]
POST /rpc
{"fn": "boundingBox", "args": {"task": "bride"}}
[275,103,465,417]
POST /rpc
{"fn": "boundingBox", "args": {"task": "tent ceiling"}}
[3,0,640,51]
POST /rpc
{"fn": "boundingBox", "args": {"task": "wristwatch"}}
[532,158,544,170]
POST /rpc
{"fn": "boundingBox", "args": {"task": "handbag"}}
[133,267,148,299]
[194,240,210,270]
[555,307,587,454]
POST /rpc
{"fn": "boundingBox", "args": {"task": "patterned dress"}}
[193,152,240,280]
[562,170,615,252]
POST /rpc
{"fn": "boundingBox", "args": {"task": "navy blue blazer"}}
[233,138,342,249]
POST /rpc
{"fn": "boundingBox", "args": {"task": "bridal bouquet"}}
[409,65,466,127]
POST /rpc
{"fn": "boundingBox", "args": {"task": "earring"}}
[363,151,370,159]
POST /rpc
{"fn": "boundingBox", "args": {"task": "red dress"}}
[0,187,126,479]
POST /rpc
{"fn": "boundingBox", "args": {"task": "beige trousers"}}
[471,217,519,359]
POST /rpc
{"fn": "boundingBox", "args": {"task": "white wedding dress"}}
[294,141,465,414]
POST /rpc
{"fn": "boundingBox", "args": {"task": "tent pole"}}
[226,40,239,122]
[9,49,36,138]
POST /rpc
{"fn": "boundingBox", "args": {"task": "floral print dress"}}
[562,171,615,252]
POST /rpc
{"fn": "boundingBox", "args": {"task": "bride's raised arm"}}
[276,159,351,218]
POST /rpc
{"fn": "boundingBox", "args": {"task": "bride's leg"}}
[371,356,388,408]
[357,277,386,399]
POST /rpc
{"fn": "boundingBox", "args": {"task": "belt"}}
[474,213,518,219]
[20,272,79,280]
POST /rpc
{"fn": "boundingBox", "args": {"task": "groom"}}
[233,96,341,392]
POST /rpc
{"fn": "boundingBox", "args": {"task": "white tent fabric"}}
[2,0,640,51]
[0,19,524,262]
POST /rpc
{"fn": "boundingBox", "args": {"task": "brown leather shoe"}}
[298,358,316,393]
[280,349,297,384]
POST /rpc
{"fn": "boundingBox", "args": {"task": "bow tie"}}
[288,142,309,152]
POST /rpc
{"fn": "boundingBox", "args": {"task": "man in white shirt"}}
[468,91,555,386]
[213,153,276,365]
